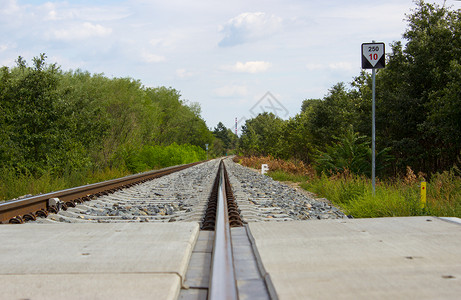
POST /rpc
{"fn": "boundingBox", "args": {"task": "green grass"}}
[267,170,309,182]
[0,167,130,201]
[1,143,207,201]
[267,169,461,218]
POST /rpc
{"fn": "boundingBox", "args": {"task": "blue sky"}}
[1,0,458,133]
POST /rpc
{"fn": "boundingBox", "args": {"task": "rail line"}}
[0,161,203,224]
[206,161,242,299]
[1,158,272,299]
[181,160,270,299]
[1,158,455,299]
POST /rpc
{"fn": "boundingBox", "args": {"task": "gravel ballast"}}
[32,157,346,224]
[223,158,347,221]
[33,160,221,223]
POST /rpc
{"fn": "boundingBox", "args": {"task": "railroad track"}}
[1,158,460,299]
[1,157,346,299]
[0,161,204,224]
[1,159,271,299]
[181,160,272,299]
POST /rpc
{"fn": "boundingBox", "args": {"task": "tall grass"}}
[0,167,129,201]
[267,170,309,183]
[239,156,461,218]
[300,171,423,217]
[235,155,315,178]
[1,143,206,201]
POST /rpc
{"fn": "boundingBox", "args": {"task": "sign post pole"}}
[372,67,376,194]
[361,41,385,195]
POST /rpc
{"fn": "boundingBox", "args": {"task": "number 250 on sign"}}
[368,46,380,60]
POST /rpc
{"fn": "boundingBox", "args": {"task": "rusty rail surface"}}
[201,162,242,230]
[0,161,204,224]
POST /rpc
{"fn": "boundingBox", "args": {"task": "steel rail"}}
[0,161,204,224]
[208,161,238,300]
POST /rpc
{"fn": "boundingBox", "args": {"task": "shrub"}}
[238,155,461,218]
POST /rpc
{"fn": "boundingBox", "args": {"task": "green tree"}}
[315,126,392,176]
[212,122,237,155]
[0,54,62,173]
[239,112,284,156]
[315,126,371,175]
[376,0,461,173]
[279,113,315,163]
[300,98,321,113]
[308,83,366,149]
[1,54,215,177]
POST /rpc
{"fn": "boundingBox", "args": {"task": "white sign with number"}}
[361,42,385,69]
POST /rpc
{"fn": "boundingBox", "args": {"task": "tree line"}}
[1,1,458,181]
[0,54,214,175]
[238,1,461,177]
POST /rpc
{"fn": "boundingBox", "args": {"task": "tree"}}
[1,54,215,176]
[308,83,365,149]
[0,54,62,173]
[315,126,392,176]
[239,112,284,156]
[212,122,237,155]
[279,113,315,163]
[376,0,461,173]
[300,98,321,113]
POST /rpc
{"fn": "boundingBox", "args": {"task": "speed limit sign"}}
[362,42,385,69]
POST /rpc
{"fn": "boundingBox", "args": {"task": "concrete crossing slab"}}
[1,273,180,300]
[248,217,461,300]
[0,222,200,300]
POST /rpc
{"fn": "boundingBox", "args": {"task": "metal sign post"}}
[361,42,385,194]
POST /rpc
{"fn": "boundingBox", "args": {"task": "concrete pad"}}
[248,217,461,300]
[1,274,180,300]
[0,222,199,299]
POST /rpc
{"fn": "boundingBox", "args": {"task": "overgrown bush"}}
[120,143,206,173]
[238,155,315,178]
[238,156,461,218]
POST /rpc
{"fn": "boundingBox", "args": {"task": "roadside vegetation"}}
[236,156,461,218]
[0,55,231,201]
[238,2,461,178]
[2,0,460,221]
[235,2,461,218]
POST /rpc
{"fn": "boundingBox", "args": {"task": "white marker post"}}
[362,41,385,194]
[261,164,269,175]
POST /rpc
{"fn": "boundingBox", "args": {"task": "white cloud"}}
[39,2,129,22]
[0,0,20,15]
[328,62,353,71]
[41,2,59,21]
[0,57,15,67]
[0,42,16,52]
[306,63,324,71]
[222,61,272,73]
[219,12,283,47]
[214,85,248,97]
[176,68,194,78]
[51,22,112,40]
[306,62,354,71]
[141,52,166,63]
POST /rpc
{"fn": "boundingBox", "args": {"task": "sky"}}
[1,0,459,133]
